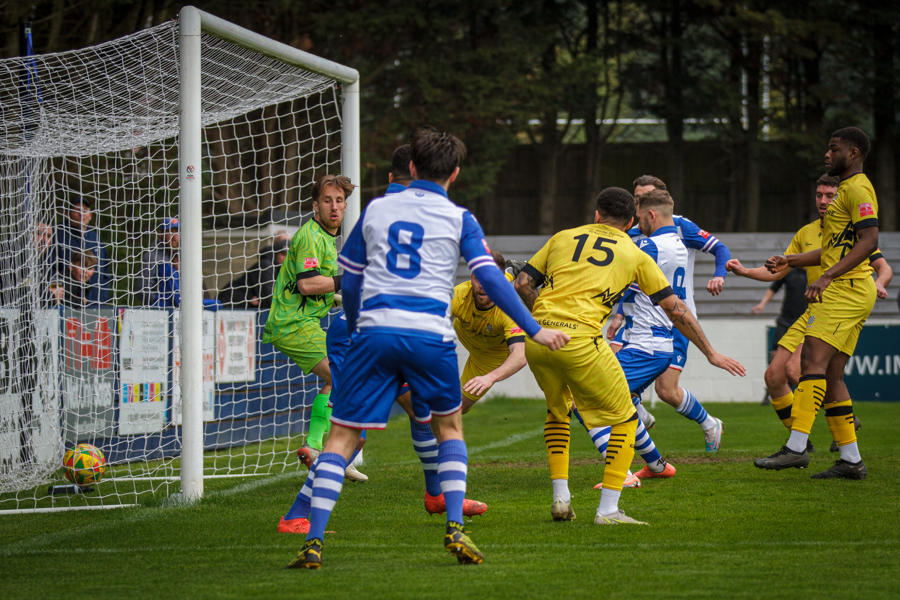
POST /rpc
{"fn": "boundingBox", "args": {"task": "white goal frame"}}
[178,6,360,502]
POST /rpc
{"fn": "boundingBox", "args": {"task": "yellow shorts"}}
[805,277,876,356]
[777,309,809,354]
[459,352,506,402]
[525,335,635,429]
[270,322,327,375]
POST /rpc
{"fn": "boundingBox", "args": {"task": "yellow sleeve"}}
[504,319,525,342]
[451,282,468,319]
[784,230,804,256]
[634,251,672,299]
[525,235,554,283]
[847,184,879,232]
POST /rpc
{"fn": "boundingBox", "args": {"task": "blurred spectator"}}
[33,222,53,262]
[44,275,65,307]
[54,195,109,303]
[0,221,57,307]
[64,250,99,307]
[218,238,290,309]
[138,217,180,307]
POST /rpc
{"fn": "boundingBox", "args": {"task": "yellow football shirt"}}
[822,173,878,280]
[785,221,823,285]
[786,219,882,286]
[525,223,672,337]
[452,273,524,367]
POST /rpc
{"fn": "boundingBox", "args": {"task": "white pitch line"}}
[0,472,296,555]
[468,427,544,455]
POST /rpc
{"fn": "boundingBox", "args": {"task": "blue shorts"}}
[326,317,351,386]
[616,346,672,396]
[326,317,411,411]
[330,329,460,429]
[670,329,689,371]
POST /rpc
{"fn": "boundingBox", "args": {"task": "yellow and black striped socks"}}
[600,415,638,493]
[790,375,826,435]
[544,410,571,482]
[824,399,857,448]
[786,375,825,452]
[771,392,794,430]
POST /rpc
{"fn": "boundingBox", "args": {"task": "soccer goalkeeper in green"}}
[263,174,356,473]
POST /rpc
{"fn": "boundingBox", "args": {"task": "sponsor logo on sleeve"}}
[482,239,492,254]
[859,202,875,217]
[698,229,711,239]
[304,257,319,269]
[510,327,523,335]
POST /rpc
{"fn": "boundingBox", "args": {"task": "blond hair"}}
[312,174,355,203]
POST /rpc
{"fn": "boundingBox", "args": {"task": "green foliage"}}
[3,398,900,599]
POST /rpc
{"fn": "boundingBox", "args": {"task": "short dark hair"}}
[831,127,870,161]
[67,194,91,210]
[637,189,675,216]
[71,249,98,269]
[816,174,840,188]
[312,174,355,203]
[409,127,466,182]
[491,250,506,270]
[632,175,667,191]
[595,187,636,226]
[391,145,413,182]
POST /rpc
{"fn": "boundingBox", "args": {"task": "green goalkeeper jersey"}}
[263,218,338,342]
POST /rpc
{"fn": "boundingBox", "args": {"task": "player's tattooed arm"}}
[514,271,541,312]
[658,295,746,377]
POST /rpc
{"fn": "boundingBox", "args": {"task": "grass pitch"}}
[2,397,899,599]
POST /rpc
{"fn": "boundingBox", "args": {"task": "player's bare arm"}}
[296,273,339,295]
[871,256,893,300]
[727,258,789,283]
[463,342,527,397]
[606,313,624,341]
[706,276,725,296]
[750,288,777,315]
[532,328,570,351]
[514,270,541,312]
[657,294,746,377]
[766,248,821,273]
[806,226,878,303]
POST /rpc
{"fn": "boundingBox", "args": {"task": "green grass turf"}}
[2,397,899,599]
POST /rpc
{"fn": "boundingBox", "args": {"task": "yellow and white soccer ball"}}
[62,443,107,487]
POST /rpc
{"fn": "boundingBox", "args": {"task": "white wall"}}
[457,318,770,403]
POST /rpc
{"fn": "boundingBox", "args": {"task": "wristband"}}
[333,275,342,292]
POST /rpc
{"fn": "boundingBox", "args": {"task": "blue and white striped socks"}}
[410,417,442,496]
[574,408,611,456]
[588,426,611,457]
[634,419,663,468]
[285,457,317,520]
[676,388,716,430]
[306,453,347,541]
[437,439,468,524]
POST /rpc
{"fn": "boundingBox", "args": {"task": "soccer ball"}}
[63,443,107,487]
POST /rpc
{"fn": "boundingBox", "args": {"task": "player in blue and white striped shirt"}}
[608,176,730,451]
[286,128,569,570]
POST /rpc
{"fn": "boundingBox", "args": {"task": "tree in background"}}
[2,0,897,233]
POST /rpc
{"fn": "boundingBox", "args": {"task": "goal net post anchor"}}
[177,6,360,502]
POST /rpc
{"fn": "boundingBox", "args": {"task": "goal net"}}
[0,12,357,512]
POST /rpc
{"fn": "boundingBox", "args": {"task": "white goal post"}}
[0,7,359,513]
[178,6,360,501]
